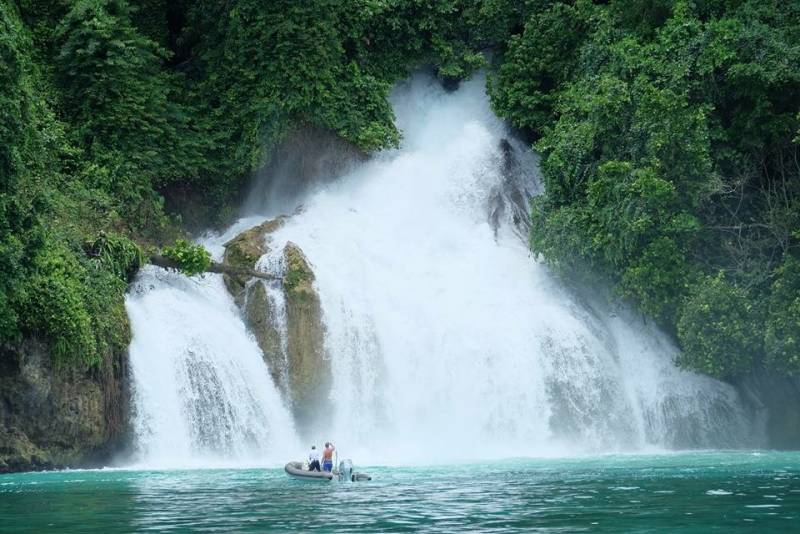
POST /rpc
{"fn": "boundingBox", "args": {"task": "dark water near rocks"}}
[1,451,798,532]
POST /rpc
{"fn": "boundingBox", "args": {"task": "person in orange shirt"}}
[322,442,335,472]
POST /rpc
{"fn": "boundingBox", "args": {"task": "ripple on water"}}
[0,452,799,532]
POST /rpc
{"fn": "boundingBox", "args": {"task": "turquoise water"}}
[1,452,798,532]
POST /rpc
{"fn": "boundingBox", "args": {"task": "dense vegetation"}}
[487,0,800,379]
[0,0,485,368]
[1,0,798,381]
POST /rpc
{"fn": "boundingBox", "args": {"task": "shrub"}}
[676,273,760,379]
[162,239,211,277]
[765,256,800,374]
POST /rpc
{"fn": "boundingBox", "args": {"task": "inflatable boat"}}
[284,461,334,481]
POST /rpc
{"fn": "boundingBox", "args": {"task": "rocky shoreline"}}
[0,340,129,473]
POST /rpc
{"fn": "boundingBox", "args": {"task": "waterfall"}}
[126,257,300,468]
[126,74,758,468]
[253,75,758,462]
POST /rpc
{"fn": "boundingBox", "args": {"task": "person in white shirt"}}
[308,445,321,471]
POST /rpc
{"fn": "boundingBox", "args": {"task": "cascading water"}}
[126,74,758,468]
[253,75,758,462]
[126,252,300,468]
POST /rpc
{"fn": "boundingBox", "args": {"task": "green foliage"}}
[621,237,693,324]
[0,2,29,185]
[489,0,593,135]
[3,0,491,369]
[182,0,488,178]
[162,240,211,277]
[764,256,800,374]
[54,0,202,186]
[499,0,800,378]
[21,235,131,368]
[1,2,157,368]
[677,273,759,379]
[1,2,50,343]
[5,0,795,384]
[84,232,144,280]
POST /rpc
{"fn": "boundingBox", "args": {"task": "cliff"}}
[0,340,129,473]
[736,370,800,449]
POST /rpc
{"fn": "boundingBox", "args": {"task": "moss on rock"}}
[244,281,287,395]
[283,241,316,292]
[282,242,330,435]
[222,217,286,305]
[221,222,331,437]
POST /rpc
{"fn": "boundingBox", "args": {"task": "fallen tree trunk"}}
[149,255,279,281]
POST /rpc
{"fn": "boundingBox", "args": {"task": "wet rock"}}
[492,137,542,240]
[222,217,285,306]
[0,340,129,473]
[222,221,330,436]
[223,216,289,389]
[282,242,330,434]
[244,122,366,215]
[244,281,287,395]
[736,369,800,449]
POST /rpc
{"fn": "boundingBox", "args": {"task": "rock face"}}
[282,242,330,433]
[0,340,129,473]
[223,221,330,437]
[244,122,366,215]
[244,280,287,394]
[222,216,286,306]
[736,370,800,448]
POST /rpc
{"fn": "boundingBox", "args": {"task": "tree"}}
[161,239,210,277]
[765,256,800,374]
[489,1,591,136]
[677,273,760,379]
[503,0,800,379]
[54,0,199,186]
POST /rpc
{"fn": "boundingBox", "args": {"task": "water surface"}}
[2,451,798,532]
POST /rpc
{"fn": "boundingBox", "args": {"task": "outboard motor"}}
[338,459,353,482]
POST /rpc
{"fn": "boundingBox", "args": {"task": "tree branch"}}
[149,255,278,281]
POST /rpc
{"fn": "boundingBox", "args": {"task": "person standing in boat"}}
[322,442,335,472]
[308,445,321,471]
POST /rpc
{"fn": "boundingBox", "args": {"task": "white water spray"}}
[126,258,300,468]
[256,75,756,462]
[126,74,757,467]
